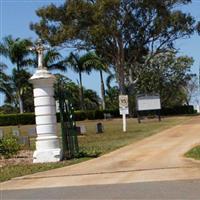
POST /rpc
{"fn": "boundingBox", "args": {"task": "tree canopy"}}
[31,0,199,94]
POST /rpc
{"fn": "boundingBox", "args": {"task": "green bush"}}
[76,147,101,158]
[161,105,196,115]
[86,110,96,120]
[0,113,35,126]
[74,111,87,121]
[104,109,120,118]
[0,135,21,159]
[95,110,104,119]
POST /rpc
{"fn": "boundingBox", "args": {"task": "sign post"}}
[119,95,129,132]
[136,94,161,123]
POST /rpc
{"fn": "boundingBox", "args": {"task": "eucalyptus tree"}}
[31,0,199,95]
[0,35,33,113]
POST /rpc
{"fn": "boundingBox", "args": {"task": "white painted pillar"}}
[29,69,61,163]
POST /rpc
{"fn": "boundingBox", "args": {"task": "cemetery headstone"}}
[0,129,4,139]
[18,136,30,147]
[104,113,112,119]
[96,123,104,134]
[80,125,86,134]
[28,127,36,137]
[76,126,81,135]
[12,128,20,137]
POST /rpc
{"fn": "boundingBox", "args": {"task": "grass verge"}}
[185,145,200,160]
[0,158,90,182]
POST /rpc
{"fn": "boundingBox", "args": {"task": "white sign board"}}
[119,95,129,115]
[120,107,129,115]
[137,95,161,111]
[119,95,128,108]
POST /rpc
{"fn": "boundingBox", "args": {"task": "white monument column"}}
[29,40,62,163]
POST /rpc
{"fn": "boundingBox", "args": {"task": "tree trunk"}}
[79,72,84,110]
[117,36,126,95]
[118,63,126,95]
[18,93,24,113]
[16,63,24,113]
[100,70,106,110]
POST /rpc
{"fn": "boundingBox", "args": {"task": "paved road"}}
[2,179,200,199]
[1,116,200,191]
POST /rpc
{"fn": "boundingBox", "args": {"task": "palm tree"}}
[0,35,33,113]
[0,62,13,105]
[66,52,93,110]
[82,52,109,110]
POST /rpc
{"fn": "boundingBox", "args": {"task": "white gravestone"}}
[80,125,86,134]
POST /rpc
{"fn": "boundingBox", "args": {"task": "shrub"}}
[161,105,196,116]
[104,109,120,118]
[95,110,104,119]
[74,111,87,121]
[86,110,96,120]
[76,147,101,158]
[0,135,21,159]
[0,113,35,126]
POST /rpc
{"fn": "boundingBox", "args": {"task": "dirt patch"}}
[0,150,33,167]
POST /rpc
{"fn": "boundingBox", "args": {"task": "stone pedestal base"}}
[33,148,62,163]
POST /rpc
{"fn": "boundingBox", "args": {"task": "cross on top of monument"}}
[30,39,48,70]
[35,39,45,55]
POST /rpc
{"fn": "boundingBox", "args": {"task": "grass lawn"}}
[185,145,200,160]
[0,158,90,183]
[0,116,193,182]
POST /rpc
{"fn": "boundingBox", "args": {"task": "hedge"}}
[0,106,196,126]
[161,105,196,115]
[0,113,35,126]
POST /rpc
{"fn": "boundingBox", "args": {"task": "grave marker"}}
[0,129,4,139]
[12,128,20,137]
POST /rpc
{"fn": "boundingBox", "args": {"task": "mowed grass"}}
[0,116,192,182]
[77,116,192,154]
[0,158,90,182]
[185,145,200,160]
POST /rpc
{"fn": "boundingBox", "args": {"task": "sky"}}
[1,0,200,106]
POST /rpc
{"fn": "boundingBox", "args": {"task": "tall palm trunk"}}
[18,92,24,113]
[100,70,106,110]
[17,64,24,113]
[79,71,84,110]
